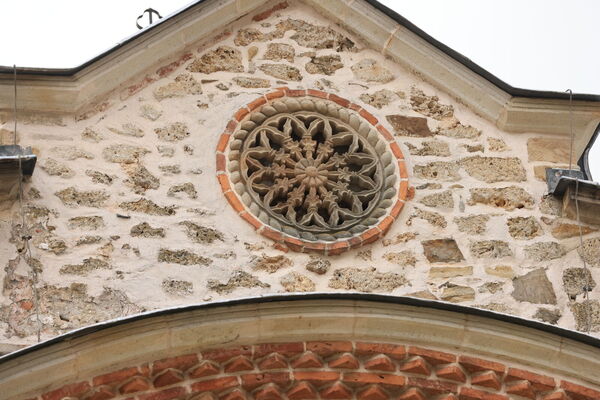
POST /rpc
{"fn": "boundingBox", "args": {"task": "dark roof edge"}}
[0,0,599,102]
[1,293,599,365]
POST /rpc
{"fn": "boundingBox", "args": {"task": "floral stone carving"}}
[218,89,408,253]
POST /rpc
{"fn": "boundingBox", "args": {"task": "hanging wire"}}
[13,65,42,342]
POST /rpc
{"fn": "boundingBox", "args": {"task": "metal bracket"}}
[0,145,36,176]
[546,168,586,195]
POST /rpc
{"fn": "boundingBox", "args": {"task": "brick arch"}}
[36,341,598,400]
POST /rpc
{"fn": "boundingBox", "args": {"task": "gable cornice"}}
[1,0,599,156]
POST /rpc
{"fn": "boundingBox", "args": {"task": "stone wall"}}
[0,0,599,347]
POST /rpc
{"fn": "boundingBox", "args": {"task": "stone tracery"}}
[241,112,383,235]
[224,92,403,247]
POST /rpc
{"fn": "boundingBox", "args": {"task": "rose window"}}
[222,91,406,251]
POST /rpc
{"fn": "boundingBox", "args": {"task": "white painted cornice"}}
[0,0,599,155]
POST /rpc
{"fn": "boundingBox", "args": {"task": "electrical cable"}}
[13,65,42,343]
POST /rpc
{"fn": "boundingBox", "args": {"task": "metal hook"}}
[136,8,162,30]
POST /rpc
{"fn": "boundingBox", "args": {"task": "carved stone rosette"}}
[217,89,408,254]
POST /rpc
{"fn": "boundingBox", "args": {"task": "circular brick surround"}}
[33,340,598,400]
[216,88,408,255]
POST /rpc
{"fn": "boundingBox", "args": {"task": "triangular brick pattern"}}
[34,341,598,400]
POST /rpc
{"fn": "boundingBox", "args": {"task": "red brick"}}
[260,226,284,242]
[376,124,394,142]
[377,216,395,236]
[398,180,408,202]
[225,120,238,134]
[408,347,455,365]
[327,241,350,256]
[287,382,318,400]
[119,377,150,394]
[348,103,362,112]
[154,369,184,388]
[307,341,353,356]
[398,161,408,179]
[347,235,363,249]
[191,377,239,393]
[203,346,252,363]
[86,386,115,400]
[307,89,328,99]
[407,377,457,395]
[343,373,405,387]
[459,387,509,400]
[398,388,426,400]
[439,395,459,400]
[320,382,352,399]
[286,89,306,97]
[389,200,405,220]
[93,367,139,386]
[272,242,289,253]
[542,392,570,400]
[247,97,267,111]
[360,227,381,245]
[189,361,220,379]
[224,357,255,373]
[560,380,600,400]
[216,153,226,173]
[225,191,245,213]
[254,342,304,358]
[355,343,406,360]
[357,385,388,400]
[255,385,283,400]
[220,389,246,400]
[153,354,199,375]
[259,354,288,370]
[241,373,290,390]
[302,241,327,253]
[217,133,231,153]
[217,174,232,193]
[265,91,285,100]
[506,381,536,400]
[364,355,396,372]
[139,387,187,400]
[291,352,323,368]
[235,107,250,122]
[329,353,360,369]
[359,109,378,125]
[389,142,403,160]
[239,211,262,230]
[471,371,501,391]
[283,236,304,252]
[252,1,288,21]
[458,356,505,375]
[399,357,430,376]
[506,368,555,391]
[329,94,351,108]
[294,371,340,386]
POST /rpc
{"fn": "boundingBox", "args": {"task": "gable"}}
[0,0,599,359]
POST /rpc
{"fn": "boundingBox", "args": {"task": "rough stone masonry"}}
[0,0,598,350]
